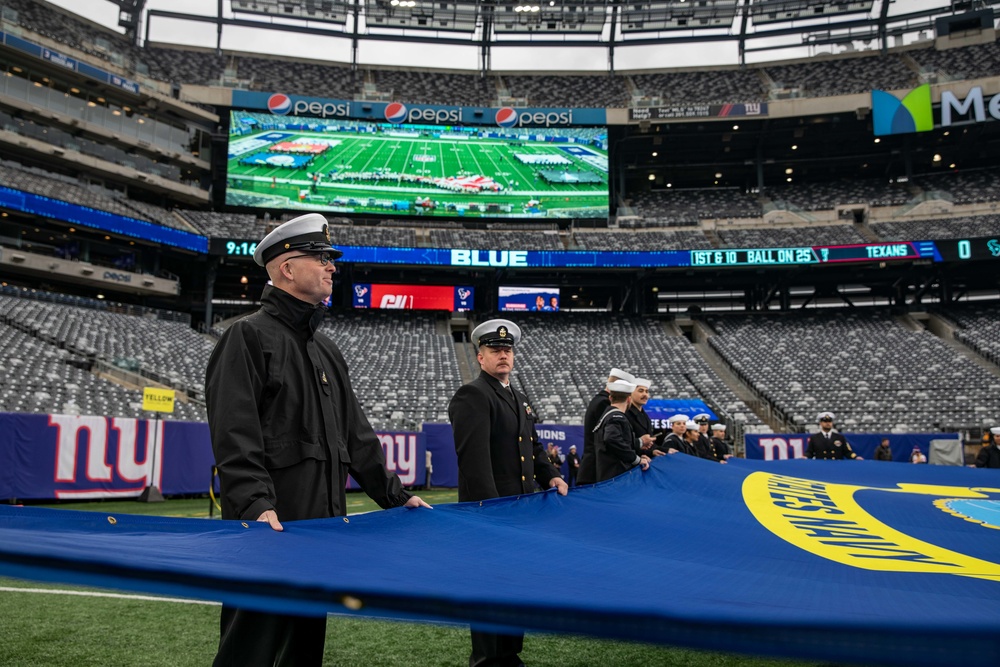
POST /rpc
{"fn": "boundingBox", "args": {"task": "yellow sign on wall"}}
[142,387,176,413]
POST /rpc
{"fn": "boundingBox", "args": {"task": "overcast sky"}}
[53,0,960,73]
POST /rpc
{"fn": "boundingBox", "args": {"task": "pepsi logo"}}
[495,107,518,128]
[267,93,292,115]
[384,102,408,123]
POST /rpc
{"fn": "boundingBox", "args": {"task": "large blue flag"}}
[1,455,999,666]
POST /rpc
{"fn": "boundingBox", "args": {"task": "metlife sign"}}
[230,90,606,126]
[871,84,1000,136]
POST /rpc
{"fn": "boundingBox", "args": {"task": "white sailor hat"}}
[607,379,637,394]
[684,420,700,431]
[991,427,1000,436]
[608,368,635,383]
[818,411,835,422]
[569,445,577,450]
[667,414,689,424]
[253,213,343,267]
[711,424,726,432]
[472,319,520,348]
[632,377,652,389]
[693,413,711,424]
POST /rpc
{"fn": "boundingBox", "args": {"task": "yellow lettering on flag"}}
[142,387,175,413]
[743,471,1000,582]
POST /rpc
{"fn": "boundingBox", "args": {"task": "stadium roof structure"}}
[134,0,1000,72]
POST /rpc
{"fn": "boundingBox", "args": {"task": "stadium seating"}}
[912,41,1000,82]
[631,69,767,105]
[628,189,764,223]
[763,53,918,98]
[945,304,1000,369]
[766,179,913,211]
[503,75,631,108]
[428,229,563,251]
[707,311,1000,433]
[371,69,494,107]
[870,214,1000,242]
[509,312,763,427]
[915,168,1000,205]
[573,230,712,251]
[318,311,462,430]
[717,224,868,249]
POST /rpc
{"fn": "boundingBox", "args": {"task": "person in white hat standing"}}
[975,427,1000,468]
[662,414,697,456]
[205,213,430,667]
[594,379,652,482]
[709,424,733,462]
[805,412,862,460]
[579,367,653,485]
[448,318,567,667]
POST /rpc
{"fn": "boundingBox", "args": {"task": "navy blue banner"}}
[643,399,717,430]
[230,90,607,127]
[0,413,435,500]
[2,32,139,95]
[744,432,955,461]
[0,186,207,253]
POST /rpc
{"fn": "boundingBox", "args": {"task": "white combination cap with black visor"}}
[253,213,344,267]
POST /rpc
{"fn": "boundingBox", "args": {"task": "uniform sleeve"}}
[449,383,499,501]
[805,436,817,459]
[603,419,642,468]
[205,324,274,521]
[342,366,411,509]
[975,447,990,468]
[842,437,859,460]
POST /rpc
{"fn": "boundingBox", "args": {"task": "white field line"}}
[0,586,220,605]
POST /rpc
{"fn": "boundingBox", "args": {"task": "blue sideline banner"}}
[418,422,584,487]
[745,432,955,462]
[643,399,716,430]
[0,413,433,500]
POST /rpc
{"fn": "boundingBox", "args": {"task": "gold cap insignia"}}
[499,326,507,338]
[284,243,290,249]
[323,224,330,244]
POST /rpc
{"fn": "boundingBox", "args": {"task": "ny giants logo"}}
[757,437,807,461]
[378,433,419,485]
[49,415,163,498]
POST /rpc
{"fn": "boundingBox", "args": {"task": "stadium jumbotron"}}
[2,0,1000,665]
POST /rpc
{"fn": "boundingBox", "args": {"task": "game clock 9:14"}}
[225,241,258,257]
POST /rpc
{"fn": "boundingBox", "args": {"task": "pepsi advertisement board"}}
[224,108,609,220]
[498,285,560,312]
[353,284,474,311]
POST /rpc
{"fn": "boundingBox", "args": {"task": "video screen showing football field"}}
[225,111,609,219]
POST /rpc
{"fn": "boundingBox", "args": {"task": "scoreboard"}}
[210,237,1000,269]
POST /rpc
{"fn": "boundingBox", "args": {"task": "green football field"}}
[225,129,609,219]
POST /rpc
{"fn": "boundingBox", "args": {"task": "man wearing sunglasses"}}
[206,213,430,667]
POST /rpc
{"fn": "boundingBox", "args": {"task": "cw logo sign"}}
[871,84,933,136]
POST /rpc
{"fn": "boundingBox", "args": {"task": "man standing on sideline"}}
[624,378,662,458]
[709,424,733,462]
[579,368,635,485]
[565,445,580,487]
[449,318,568,667]
[805,412,863,460]
[693,413,717,461]
[874,438,893,461]
[206,213,430,667]
[975,427,1000,468]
